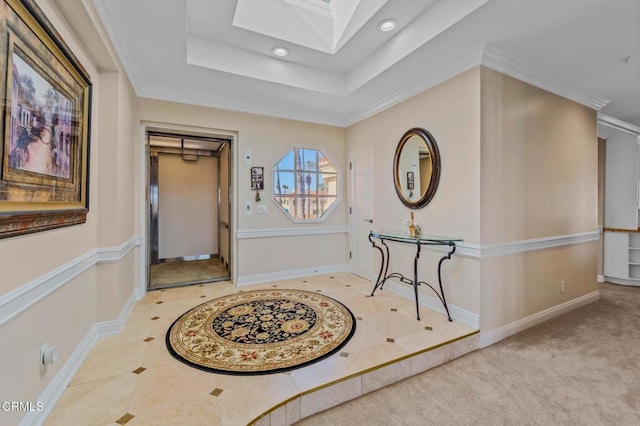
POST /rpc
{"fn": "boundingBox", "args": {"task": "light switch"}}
[258,204,267,214]
[244,200,252,216]
[244,149,252,166]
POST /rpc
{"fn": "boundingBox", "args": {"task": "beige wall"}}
[479,67,598,332]
[480,68,597,243]
[347,67,482,316]
[0,0,139,419]
[1,269,98,424]
[137,99,348,278]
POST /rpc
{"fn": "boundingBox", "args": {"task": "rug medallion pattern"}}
[166,289,356,374]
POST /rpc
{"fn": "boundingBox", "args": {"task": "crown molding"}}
[137,85,347,127]
[481,45,610,111]
[597,113,640,136]
[92,0,144,91]
[345,48,483,127]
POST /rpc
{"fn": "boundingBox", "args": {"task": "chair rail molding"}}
[237,225,348,240]
[0,236,143,327]
[420,231,599,259]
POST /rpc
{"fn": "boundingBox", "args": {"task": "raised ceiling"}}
[91,0,640,128]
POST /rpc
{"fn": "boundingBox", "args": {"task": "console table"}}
[369,230,462,321]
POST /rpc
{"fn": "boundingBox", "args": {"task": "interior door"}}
[350,147,374,280]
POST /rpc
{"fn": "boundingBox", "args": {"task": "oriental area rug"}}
[166,289,356,375]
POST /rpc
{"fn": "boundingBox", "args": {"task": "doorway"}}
[147,130,233,290]
[349,147,375,280]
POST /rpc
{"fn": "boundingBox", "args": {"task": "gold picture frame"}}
[0,0,91,238]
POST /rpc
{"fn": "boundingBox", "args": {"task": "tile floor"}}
[46,273,477,426]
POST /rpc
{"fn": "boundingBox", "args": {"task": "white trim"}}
[92,0,144,92]
[381,280,479,329]
[451,242,481,259]
[271,144,344,224]
[236,263,348,286]
[237,225,349,240]
[139,121,239,286]
[96,237,142,263]
[95,290,140,337]
[476,231,599,258]
[597,113,640,136]
[479,290,600,348]
[414,231,599,260]
[481,45,610,111]
[139,85,346,128]
[345,49,482,127]
[603,276,640,287]
[0,237,142,327]
[21,291,139,426]
[597,274,605,283]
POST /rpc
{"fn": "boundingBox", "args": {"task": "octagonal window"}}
[273,147,338,222]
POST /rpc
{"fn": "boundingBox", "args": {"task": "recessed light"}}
[378,19,397,32]
[272,47,288,57]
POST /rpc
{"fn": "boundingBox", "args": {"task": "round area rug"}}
[166,289,356,375]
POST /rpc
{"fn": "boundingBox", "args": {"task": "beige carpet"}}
[149,258,229,289]
[297,283,640,425]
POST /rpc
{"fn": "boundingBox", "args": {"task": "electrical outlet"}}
[244,200,252,216]
[560,280,566,293]
[257,204,267,214]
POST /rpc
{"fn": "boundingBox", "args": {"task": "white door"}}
[603,127,639,229]
[350,147,374,280]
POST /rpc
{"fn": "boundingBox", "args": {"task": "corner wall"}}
[479,67,599,339]
[346,67,482,320]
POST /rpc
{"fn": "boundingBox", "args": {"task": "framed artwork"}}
[251,166,264,191]
[0,0,92,238]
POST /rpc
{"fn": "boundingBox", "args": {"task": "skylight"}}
[233,0,388,54]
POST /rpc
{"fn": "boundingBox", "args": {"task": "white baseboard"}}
[21,291,139,426]
[382,279,480,329]
[95,291,141,337]
[236,263,349,286]
[479,290,600,348]
[603,276,640,287]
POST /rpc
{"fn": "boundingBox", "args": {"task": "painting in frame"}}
[0,0,91,238]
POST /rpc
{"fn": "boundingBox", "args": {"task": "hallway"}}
[46,273,476,425]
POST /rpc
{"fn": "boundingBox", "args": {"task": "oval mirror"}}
[393,127,441,209]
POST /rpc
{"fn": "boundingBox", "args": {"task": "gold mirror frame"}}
[393,127,441,209]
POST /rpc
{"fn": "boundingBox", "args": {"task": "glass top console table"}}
[369,230,462,321]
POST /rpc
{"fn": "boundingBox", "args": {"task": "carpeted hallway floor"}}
[297,283,640,425]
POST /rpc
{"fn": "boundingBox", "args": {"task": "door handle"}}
[363,219,373,223]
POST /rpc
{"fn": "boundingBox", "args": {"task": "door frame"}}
[138,121,238,296]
